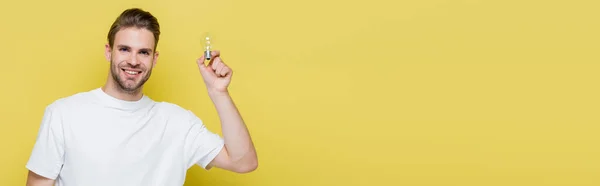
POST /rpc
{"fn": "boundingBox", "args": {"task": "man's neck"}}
[101,82,144,101]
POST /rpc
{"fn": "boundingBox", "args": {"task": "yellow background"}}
[1,0,599,185]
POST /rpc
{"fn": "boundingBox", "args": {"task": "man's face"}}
[105,27,158,93]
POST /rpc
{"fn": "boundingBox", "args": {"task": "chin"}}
[110,68,151,93]
[116,79,142,92]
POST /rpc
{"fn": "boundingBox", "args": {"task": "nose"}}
[127,53,140,66]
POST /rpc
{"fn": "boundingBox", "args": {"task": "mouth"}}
[121,68,142,76]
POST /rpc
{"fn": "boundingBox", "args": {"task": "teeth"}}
[125,70,139,75]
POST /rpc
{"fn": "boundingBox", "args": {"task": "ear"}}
[104,43,112,62]
[153,51,159,66]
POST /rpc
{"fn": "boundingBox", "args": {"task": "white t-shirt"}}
[26,88,225,186]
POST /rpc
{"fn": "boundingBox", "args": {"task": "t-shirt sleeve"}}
[26,103,65,179]
[183,110,225,170]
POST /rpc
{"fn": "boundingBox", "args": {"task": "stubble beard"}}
[110,60,152,94]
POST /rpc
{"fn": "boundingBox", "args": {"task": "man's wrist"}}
[207,89,230,99]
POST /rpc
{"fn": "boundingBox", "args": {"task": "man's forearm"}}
[208,91,257,164]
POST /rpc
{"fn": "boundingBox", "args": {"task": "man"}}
[25,8,258,186]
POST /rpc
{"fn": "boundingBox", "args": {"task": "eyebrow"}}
[116,44,153,53]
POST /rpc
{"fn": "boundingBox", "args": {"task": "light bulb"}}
[203,33,212,60]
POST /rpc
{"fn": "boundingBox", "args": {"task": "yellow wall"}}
[1,0,599,185]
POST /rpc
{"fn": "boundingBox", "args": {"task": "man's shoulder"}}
[44,89,97,111]
[154,101,193,115]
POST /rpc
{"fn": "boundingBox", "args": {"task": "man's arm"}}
[206,92,258,173]
[26,103,65,185]
[196,50,258,173]
[26,171,55,186]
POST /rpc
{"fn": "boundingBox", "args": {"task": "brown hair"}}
[107,8,160,50]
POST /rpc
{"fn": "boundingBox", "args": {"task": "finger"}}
[216,62,225,77]
[207,57,215,70]
[209,50,220,68]
[197,53,212,68]
[211,50,221,59]
[212,56,223,71]
[197,57,211,70]
[197,58,215,76]
[197,53,206,66]
[196,57,206,69]
[220,66,231,77]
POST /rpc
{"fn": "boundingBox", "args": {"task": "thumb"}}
[197,58,215,77]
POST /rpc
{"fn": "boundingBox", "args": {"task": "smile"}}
[122,68,142,75]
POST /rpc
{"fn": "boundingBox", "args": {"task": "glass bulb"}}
[203,33,212,60]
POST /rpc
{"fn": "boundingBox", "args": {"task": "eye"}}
[139,51,150,55]
[119,47,129,52]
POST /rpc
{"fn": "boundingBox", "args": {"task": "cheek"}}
[140,56,155,67]
[111,53,125,62]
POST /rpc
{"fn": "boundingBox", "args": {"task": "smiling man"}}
[25,8,258,186]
